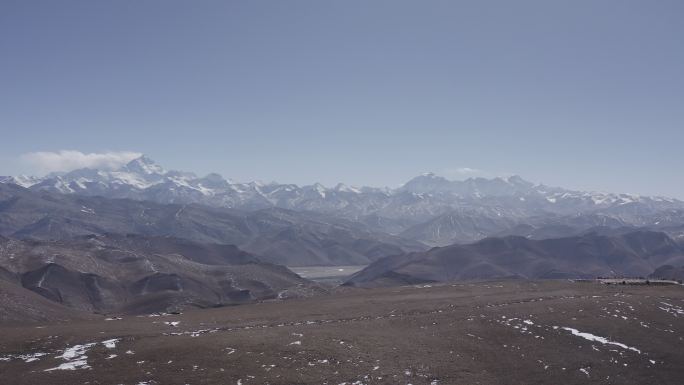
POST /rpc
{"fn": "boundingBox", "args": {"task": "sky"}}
[1,1,683,196]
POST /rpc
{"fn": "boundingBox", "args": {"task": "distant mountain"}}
[650,265,684,281]
[345,231,684,286]
[399,205,684,246]
[3,155,684,246]
[0,234,321,315]
[0,183,424,266]
[399,207,522,245]
[0,276,90,324]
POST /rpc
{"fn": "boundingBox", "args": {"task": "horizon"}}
[3,3,684,382]
[4,151,678,199]
[2,1,683,197]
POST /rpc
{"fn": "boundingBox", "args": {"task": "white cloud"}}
[454,167,481,174]
[440,167,486,179]
[21,150,142,174]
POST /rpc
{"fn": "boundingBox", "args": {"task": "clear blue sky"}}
[1,1,683,196]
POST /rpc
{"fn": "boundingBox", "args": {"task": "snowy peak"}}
[198,173,230,189]
[0,175,41,188]
[305,183,327,198]
[400,173,452,194]
[400,173,538,197]
[1,157,682,225]
[122,155,165,175]
[506,175,534,188]
[334,183,361,193]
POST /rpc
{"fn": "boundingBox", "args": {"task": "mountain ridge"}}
[0,233,322,314]
[0,183,425,266]
[4,155,679,208]
[3,155,684,247]
[346,230,684,286]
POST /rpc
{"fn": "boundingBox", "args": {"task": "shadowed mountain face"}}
[0,277,91,324]
[4,156,684,246]
[399,207,521,245]
[650,265,684,281]
[401,209,684,246]
[0,183,425,266]
[346,231,684,287]
[0,234,321,315]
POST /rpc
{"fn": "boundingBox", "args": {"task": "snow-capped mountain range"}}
[2,155,683,245]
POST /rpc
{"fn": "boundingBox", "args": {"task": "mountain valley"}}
[2,157,684,385]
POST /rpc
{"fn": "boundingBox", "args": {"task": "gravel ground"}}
[1,280,683,385]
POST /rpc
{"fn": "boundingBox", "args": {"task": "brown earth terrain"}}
[346,231,684,286]
[1,280,683,385]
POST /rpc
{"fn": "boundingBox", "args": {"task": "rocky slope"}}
[4,156,684,246]
[0,183,424,266]
[0,234,322,315]
[650,265,684,281]
[346,231,684,286]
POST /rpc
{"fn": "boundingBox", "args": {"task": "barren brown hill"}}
[0,183,424,266]
[0,234,322,315]
[347,231,684,286]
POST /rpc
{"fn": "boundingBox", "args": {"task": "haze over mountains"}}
[0,233,318,319]
[2,155,684,316]
[0,182,422,267]
[346,230,684,287]
[3,155,684,247]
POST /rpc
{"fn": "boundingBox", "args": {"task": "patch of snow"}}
[102,338,120,349]
[561,327,641,353]
[0,352,48,363]
[45,359,90,371]
[58,343,97,360]
[44,342,98,371]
